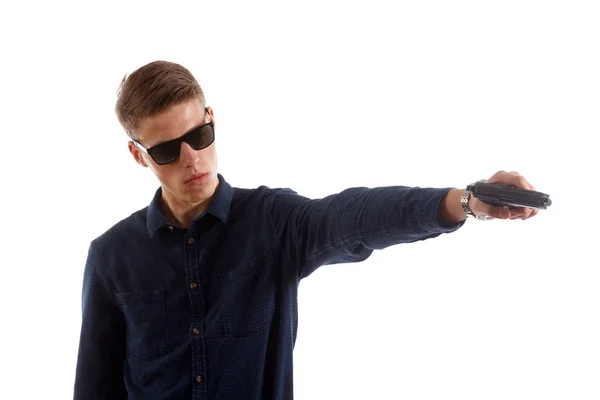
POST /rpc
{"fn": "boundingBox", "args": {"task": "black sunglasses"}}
[133,108,215,165]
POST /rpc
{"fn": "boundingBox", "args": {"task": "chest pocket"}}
[116,289,169,363]
[221,250,276,337]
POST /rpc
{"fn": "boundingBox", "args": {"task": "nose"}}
[179,142,200,166]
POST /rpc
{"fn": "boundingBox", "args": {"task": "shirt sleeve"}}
[73,242,127,400]
[268,185,466,279]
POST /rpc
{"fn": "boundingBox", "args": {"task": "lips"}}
[186,173,207,183]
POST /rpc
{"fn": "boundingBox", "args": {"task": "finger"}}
[517,207,539,219]
[487,170,523,187]
[525,208,539,219]
[488,170,534,191]
[515,175,533,190]
[510,207,526,217]
[508,207,530,219]
[507,171,530,189]
[519,207,533,218]
[486,170,510,184]
[487,205,511,219]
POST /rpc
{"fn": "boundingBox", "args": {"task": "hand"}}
[469,170,540,220]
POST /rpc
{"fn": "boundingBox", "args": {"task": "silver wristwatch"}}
[461,180,494,220]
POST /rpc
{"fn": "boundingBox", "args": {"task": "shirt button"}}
[190,282,198,289]
[192,328,200,335]
[188,238,194,244]
[196,375,203,383]
[167,226,174,232]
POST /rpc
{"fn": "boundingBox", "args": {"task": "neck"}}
[160,187,216,229]
[159,200,196,229]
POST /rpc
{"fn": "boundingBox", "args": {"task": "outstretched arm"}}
[269,185,466,280]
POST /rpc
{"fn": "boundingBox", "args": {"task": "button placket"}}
[185,231,206,393]
[186,235,199,292]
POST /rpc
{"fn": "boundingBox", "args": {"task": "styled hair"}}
[115,60,205,139]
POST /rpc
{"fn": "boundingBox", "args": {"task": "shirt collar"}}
[146,173,232,237]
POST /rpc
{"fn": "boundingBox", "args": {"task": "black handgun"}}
[466,181,552,210]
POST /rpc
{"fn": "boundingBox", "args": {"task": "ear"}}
[128,141,149,168]
[206,106,215,125]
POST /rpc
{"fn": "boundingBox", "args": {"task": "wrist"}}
[438,188,467,226]
[462,180,494,221]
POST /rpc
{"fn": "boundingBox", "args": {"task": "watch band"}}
[461,180,494,221]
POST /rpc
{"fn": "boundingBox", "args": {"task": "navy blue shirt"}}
[73,173,465,399]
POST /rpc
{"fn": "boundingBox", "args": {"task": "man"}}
[73,60,539,399]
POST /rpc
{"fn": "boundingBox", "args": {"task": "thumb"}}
[470,197,511,219]
[492,206,511,219]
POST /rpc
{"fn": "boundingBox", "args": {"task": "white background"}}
[1,1,599,399]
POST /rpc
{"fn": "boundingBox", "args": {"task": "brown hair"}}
[115,60,205,139]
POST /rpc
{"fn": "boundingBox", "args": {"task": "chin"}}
[185,180,216,196]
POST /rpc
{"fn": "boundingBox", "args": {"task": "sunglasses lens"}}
[146,122,214,165]
[187,123,214,150]
[149,141,180,165]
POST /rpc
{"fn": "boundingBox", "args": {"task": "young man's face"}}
[128,98,219,207]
